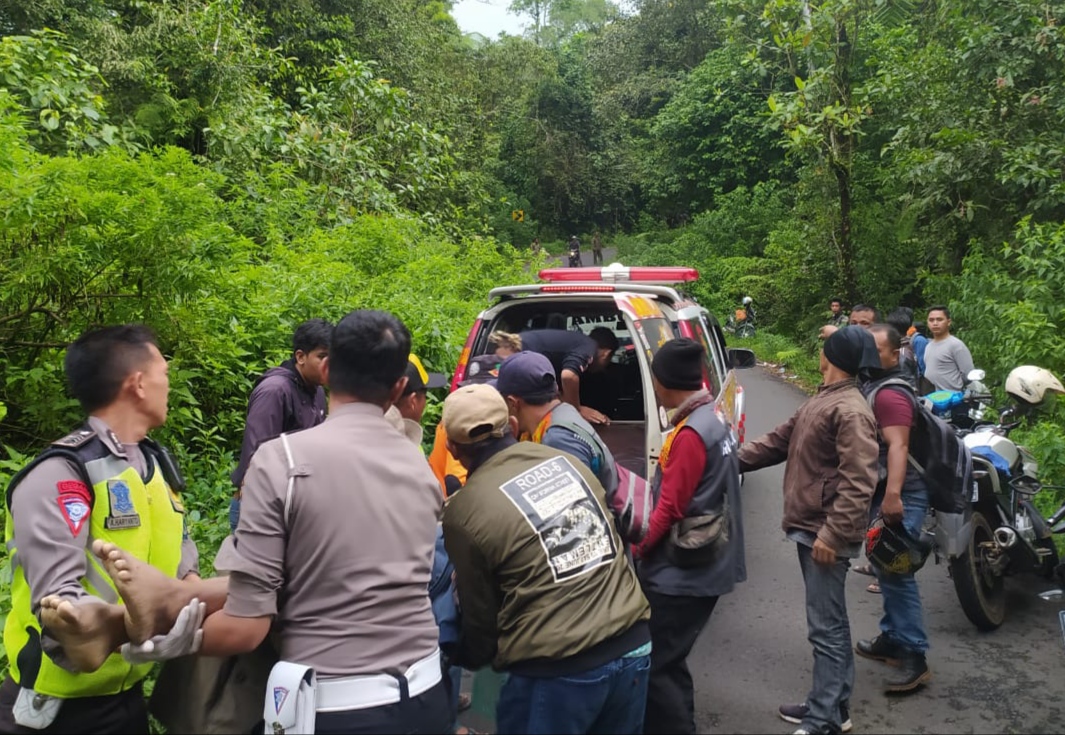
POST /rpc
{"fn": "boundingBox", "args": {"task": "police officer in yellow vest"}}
[0,325,203,734]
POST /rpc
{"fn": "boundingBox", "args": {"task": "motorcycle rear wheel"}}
[737,323,756,338]
[950,510,1006,631]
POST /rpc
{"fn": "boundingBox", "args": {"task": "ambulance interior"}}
[477,300,668,478]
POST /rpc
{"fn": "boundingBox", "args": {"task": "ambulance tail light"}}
[450,319,483,392]
[539,265,699,284]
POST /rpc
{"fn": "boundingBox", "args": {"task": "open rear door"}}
[613,293,677,479]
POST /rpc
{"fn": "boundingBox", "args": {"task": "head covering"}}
[651,338,705,391]
[443,385,510,445]
[402,354,448,395]
[495,352,558,401]
[458,354,501,388]
[823,326,881,378]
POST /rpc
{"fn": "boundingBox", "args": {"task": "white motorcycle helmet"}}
[1004,365,1065,406]
[742,296,753,305]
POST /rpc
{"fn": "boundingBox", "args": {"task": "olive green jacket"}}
[442,441,649,671]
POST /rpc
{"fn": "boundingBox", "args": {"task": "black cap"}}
[652,338,705,391]
[495,352,558,401]
[458,354,501,388]
[402,354,448,395]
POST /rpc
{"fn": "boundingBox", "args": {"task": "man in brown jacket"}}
[739,326,881,735]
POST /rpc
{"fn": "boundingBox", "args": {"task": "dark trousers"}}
[0,677,148,734]
[495,653,650,735]
[643,590,719,735]
[315,680,450,735]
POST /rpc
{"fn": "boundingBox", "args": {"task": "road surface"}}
[461,364,1065,734]
[695,365,1065,734]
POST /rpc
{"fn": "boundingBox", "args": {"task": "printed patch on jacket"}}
[105,478,141,530]
[57,494,91,536]
[499,455,617,583]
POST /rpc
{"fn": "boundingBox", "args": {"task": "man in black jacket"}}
[229,318,331,530]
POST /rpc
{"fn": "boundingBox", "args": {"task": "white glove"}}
[120,597,206,664]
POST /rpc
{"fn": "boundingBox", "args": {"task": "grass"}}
[727,330,821,393]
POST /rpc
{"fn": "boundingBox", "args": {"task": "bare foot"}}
[39,595,126,673]
[91,539,186,644]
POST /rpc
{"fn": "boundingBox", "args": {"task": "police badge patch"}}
[105,478,141,530]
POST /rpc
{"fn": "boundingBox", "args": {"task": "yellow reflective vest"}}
[3,430,186,698]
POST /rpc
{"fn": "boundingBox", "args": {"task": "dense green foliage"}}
[1,0,1065,572]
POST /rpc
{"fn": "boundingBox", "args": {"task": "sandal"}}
[853,563,875,577]
[457,693,472,712]
[867,581,881,594]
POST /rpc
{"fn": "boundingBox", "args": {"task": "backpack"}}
[863,378,973,514]
[545,417,653,544]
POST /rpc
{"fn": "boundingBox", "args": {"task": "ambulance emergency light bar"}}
[538,263,699,284]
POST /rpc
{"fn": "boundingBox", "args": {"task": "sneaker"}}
[779,702,852,733]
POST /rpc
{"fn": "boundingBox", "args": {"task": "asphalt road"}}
[698,365,1065,734]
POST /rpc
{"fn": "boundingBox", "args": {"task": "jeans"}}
[872,483,930,654]
[229,497,240,532]
[796,543,853,734]
[496,652,650,735]
[643,591,718,735]
[444,663,462,732]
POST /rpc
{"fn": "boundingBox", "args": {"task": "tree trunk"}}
[833,159,859,306]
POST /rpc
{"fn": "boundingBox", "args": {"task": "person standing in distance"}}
[828,299,848,328]
[229,318,330,531]
[441,385,651,735]
[632,339,746,735]
[921,305,975,393]
[0,325,203,734]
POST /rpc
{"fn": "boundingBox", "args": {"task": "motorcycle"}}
[926,367,1065,631]
[568,246,582,268]
[724,299,756,338]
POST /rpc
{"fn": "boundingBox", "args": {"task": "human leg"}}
[496,654,647,735]
[643,590,718,735]
[589,653,651,735]
[37,596,128,673]
[796,543,852,733]
[92,540,228,643]
[876,486,930,654]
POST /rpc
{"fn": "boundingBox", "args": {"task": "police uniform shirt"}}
[222,402,443,677]
[8,417,199,660]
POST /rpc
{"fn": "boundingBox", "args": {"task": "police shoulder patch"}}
[51,429,95,449]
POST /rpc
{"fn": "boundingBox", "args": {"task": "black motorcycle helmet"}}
[865,517,934,575]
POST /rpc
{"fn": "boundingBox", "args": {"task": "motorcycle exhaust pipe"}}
[994,527,1018,549]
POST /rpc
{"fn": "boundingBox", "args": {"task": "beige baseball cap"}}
[442,384,510,445]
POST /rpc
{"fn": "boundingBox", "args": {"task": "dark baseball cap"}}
[403,354,448,395]
[495,351,558,402]
[458,354,501,387]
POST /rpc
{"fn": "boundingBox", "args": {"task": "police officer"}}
[0,325,202,734]
[441,384,651,734]
[93,310,449,735]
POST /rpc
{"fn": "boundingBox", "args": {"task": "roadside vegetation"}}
[2,0,1065,622]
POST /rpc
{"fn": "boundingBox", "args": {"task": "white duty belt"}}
[316,648,442,713]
